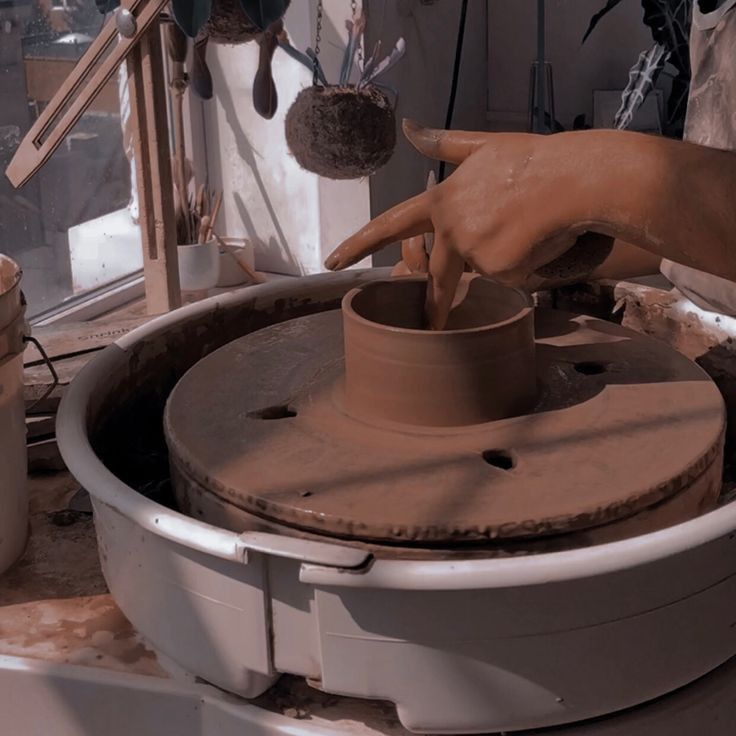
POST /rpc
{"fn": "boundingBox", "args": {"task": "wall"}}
[201,1,371,275]
[365,0,489,266]
[487,0,661,131]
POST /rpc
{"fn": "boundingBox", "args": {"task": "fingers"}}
[401,233,429,273]
[403,119,493,165]
[391,260,413,277]
[325,191,433,270]
[425,233,465,330]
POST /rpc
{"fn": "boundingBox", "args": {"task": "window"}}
[1,0,141,320]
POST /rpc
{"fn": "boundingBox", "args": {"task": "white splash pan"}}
[5,651,736,736]
[56,270,736,734]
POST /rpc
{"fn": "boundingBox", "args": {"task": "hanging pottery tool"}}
[190,37,213,99]
[280,1,405,180]
[252,19,282,119]
[95,0,290,115]
[188,0,290,110]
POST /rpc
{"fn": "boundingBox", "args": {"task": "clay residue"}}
[0,594,166,677]
[255,675,407,736]
[0,470,162,675]
[0,471,106,606]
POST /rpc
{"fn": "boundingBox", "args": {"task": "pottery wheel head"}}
[164,280,725,552]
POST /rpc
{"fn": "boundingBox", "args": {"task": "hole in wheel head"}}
[482,449,515,470]
[247,405,297,420]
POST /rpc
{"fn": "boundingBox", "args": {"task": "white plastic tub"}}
[56,270,736,734]
[0,254,27,573]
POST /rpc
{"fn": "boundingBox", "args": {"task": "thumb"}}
[403,119,493,165]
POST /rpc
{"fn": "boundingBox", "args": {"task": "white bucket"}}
[0,254,27,573]
[177,241,220,292]
[216,238,256,288]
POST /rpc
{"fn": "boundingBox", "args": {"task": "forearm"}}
[532,240,662,291]
[589,240,662,280]
[571,130,736,281]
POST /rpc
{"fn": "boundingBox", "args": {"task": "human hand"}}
[325,120,608,328]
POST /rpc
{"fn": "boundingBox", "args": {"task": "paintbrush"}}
[198,215,211,244]
[206,191,222,241]
[212,231,266,284]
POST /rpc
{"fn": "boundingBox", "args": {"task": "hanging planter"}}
[168,0,289,115]
[169,0,290,41]
[285,85,395,180]
[196,0,261,44]
[279,9,406,180]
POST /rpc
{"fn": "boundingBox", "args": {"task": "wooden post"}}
[126,20,181,314]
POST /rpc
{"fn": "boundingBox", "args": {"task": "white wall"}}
[488,0,663,131]
[200,1,370,275]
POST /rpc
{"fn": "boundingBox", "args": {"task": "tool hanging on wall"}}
[106,0,290,116]
[280,0,406,180]
[185,0,290,118]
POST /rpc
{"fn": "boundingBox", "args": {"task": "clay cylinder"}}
[341,276,536,427]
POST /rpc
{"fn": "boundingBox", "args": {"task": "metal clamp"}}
[115,8,137,38]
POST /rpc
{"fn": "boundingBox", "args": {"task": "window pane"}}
[1,0,141,319]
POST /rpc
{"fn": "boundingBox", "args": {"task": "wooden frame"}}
[5,0,181,313]
[126,23,181,312]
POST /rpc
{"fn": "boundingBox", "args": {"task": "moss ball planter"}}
[285,85,396,180]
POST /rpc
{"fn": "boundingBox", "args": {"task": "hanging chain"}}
[313,0,324,85]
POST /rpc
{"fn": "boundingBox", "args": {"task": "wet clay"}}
[342,276,536,426]
[164,307,725,548]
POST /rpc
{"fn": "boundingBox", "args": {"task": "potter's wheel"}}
[165,298,724,551]
[58,270,736,733]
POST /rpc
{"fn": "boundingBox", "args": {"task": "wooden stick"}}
[126,21,181,313]
[198,215,211,244]
[206,191,222,241]
[212,232,266,284]
[171,86,189,240]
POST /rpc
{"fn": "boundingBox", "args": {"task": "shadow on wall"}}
[205,54,301,275]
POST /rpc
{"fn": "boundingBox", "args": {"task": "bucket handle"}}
[24,335,59,414]
[0,291,59,413]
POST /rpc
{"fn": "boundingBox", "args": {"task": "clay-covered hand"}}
[326,120,610,328]
[327,120,736,328]
[391,233,429,277]
[391,171,435,277]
